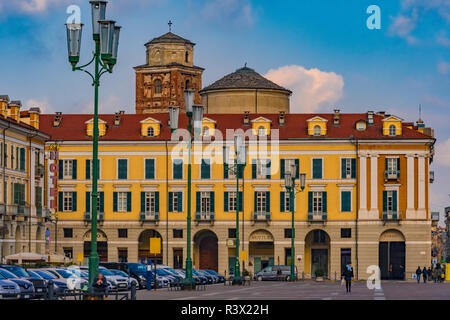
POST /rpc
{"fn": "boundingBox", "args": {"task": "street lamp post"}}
[223,135,246,284]
[169,90,203,289]
[284,164,306,281]
[65,0,121,287]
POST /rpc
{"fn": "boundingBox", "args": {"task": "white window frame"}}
[228,191,237,212]
[88,158,102,180]
[386,157,398,174]
[117,158,129,180]
[312,191,323,214]
[63,159,74,180]
[256,191,267,213]
[144,192,157,213]
[171,191,182,212]
[200,192,211,216]
[386,190,397,213]
[63,192,73,212]
[258,126,266,137]
[341,157,353,179]
[117,192,128,213]
[389,125,396,136]
[256,159,269,179]
[313,125,321,136]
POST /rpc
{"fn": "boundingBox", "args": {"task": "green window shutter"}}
[201,159,210,179]
[351,159,356,179]
[295,159,300,179]
[86,159,91,180]
[113,192,118,212]
[224,192,229,212]
[254,192,257,212]
[210,192,215,213]
[280,159,285,179]
[97,159,100,180]
[385,158,388,171]
[238,165,243,179]
[99,192,104,213]
[72,192,77,212]
[397,158,400,174]
[141,192,145,212]
[196,192,200,213]
[280,192,285,212]
[168,192,173,212]
[72,160,77,180]
[341,159,346,179]
[266,160,271,179]
[265,192,270,213]
[173,160,182,179]
[178,192,183,212]
[252,160,256,179]
[15,147,18,169]
[224,164,229,179]
[322,192,327,213]
[155,192,160,213]
[145,159,155,179]
[313,159,322,179]
[13,183,18,205]
[59,161,63,179]
[308,192,313,213]
[127,192,132,212]
[393,191,398,213]
[58,192,63,212]
[238,192,243,212]
[118,160,127,179]
[382,191,387,212]
[86,192,91,213]
[20,148,25,171]
[341,191,351,212]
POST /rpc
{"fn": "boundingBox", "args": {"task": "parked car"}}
[175,269,203,285]
[65,267,117,291]
[40,268,88,291]
[27,269,68,295]
[99,262,149,289]
[197,270,216,284]
[0,265,47,298]
[76,266,129,291]
[0,268,34,299]
[108,269,139,289]
[204,269,225,283]
[254,265,298,281]
[192,270,208,285]
[0,279,21,300]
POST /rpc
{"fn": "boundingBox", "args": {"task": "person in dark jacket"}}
[342,262,354,293]
[416,266,422,284]
[427,267,432,282]
[422,267,427,283]
[92,273,109,298]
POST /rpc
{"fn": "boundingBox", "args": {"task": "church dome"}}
[200,66,291,114]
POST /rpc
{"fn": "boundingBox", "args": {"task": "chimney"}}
[333,109,340,126]
[53,112,63,127]
[9,100,21,122]
[279,111,286,126]
[377,111,386,117]
[114,111,125,126]
[29,107,41,130]
[0,95,9,118]
[243,111,250,126]
[367,111,374,125]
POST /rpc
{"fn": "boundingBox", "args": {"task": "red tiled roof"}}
[39,113,433,141]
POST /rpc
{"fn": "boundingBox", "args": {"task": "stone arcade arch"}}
[379,229,406,280]
[304,229,331,279]
[138,229,163,264]
[194,230,218,272]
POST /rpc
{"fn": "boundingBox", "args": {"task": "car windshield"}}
[129,264,147,275]
[34,270,57,280]
[206,270,218,276]
[98,268,114,276]
[26,270,42,279]
[0,269,18,279]
[111,270,128,277]
[192,270,200,276]
[156,269,170,276]
[3,266,29,278]
[54,269,75,279]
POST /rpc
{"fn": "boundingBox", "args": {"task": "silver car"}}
[0,279,21,300]
[0,269,34,299]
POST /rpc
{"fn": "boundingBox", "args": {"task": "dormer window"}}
[202,127,209,137]
[147,127,155,137]
[154,79,162,94]
[389,125,396,136]
[313,125,321,136]
[258,126,266,137]
[356,121,367,131]
[140,117,161,137]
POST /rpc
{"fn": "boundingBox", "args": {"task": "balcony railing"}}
[139,211,160,222]
[252,211,271,221]
[308,212,328,221]
[84,211,104,221]
[384,170,400,180]
[6,205,30,215]
[382,211,400,221]
[195,212,215,222]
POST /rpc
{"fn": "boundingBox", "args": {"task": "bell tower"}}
[134,24,204,114]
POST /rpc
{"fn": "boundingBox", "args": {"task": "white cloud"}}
[25,98,54,114]
[436,30,450,46]
[435,138,450,167]
[438,61,450,74]
[200,0,255,26]
[265,65,344,113]
[81,95,125,115]
[0,0,77,14]
[388,9,419,44]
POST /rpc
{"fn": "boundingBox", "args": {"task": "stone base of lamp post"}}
[232,276,244,285]
[181,278,197,291]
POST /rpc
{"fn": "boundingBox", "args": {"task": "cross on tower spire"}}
[168,20,173,32]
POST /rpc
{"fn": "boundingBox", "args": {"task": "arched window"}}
[258,126,266,136]
[202,127,209,137]
[185,79,190,90]
[147,127,155,137]
[313,125,322,136]
[389,125,396,136]
[154,79,162,95]
[185,51,189,63]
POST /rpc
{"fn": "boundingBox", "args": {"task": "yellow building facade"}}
[39,110,435,280]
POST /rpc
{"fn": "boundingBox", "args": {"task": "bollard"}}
[130,282,137,300]
[47,280,54,300]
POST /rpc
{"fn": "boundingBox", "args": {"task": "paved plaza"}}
[136,281,450,300]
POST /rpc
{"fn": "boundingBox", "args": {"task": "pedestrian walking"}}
[342,262,354,293]
[437,268,442,283]
[427,267,432,282]
[432,267,438,283]
[416,266,422,284]
[422,267,427,283]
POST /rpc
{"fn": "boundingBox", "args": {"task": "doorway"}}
[379,230,406,280]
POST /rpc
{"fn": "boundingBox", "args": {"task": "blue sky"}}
[0,0,449,216]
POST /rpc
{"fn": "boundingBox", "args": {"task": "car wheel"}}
[257,276,263,281]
